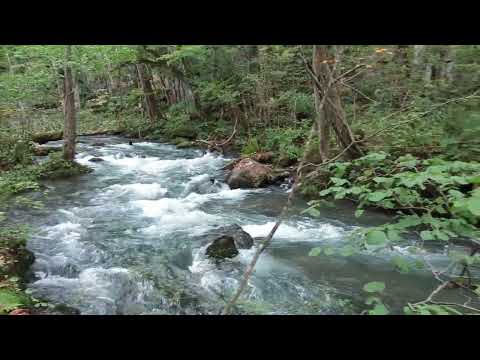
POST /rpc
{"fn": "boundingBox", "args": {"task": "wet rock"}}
[92,142,106,147]
[226,158,272,189]
[201,224,254,261]
[220,224,254,249]
[88,157,104,162]
[33,145,61,156]
[205,235,239,260]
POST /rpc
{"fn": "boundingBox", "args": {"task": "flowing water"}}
[10,136,466,314]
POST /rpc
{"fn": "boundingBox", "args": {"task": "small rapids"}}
[14,136,452,314]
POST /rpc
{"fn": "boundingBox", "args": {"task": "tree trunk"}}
[439,46,454,82]
[72,70,81,110]
[312,45,363,161]
[136,62,158,123]
[312,45,330,162]
[63,45,76,162]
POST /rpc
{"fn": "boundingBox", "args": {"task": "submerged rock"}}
[92,142,106,147]
[226,158,272,189]
[88,157,104,162]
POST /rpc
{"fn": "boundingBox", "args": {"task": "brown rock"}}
[226,158,272,189]
[9,309,30,315]
[252,151,274,164]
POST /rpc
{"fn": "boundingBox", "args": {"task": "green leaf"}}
[420,230,435,241]
[414,260,425,269]
[392,256,410,273]
[373,177,390,184]
[302,207,321,218]
[363,281,386,293]
[354,209,365,218]
[331,177,349,186]
[368,304,389,315]
[467,197,480,216]
[365,296,381,305]
[324,247,335,256]
[387,229,402,241]
[319,189,331,197]
[308,247,322,257]
[339,245,355,257]
[350,186,363,195]
[365,230,388,246]
[367,191,390,202]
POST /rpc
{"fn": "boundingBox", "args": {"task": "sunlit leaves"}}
[363,281,386,293]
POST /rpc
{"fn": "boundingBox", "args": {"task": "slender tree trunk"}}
[63,45,76,161]
[72,70,81,110]
[439,46,454,82]
[312,45,363,161]
[136,62,158,123]
[312,45,331,162]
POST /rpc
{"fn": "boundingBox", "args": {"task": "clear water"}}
[11,136,468,314]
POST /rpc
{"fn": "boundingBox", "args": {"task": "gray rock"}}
[89,157,104,162]
[201,224,254,260]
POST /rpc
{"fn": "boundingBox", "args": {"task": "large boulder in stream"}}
[226,158,291,189]
[202,224,254,260]
[226,158,273,189]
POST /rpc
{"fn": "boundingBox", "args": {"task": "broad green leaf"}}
[367,191,390,202]
[331,177,349,186]
[363,281,386,293]
[365,296,381,305]
[467,197,480,216]
[339,245,354,257]
[365,230,387,246]
[350,186,363,195]
[302,207,321,218]
[420,230,434,241]
[387,229,402,241]
[308,247,322,257]
[324,247,335,256]
[392,256,410,273]
[319,189,331,197]
[354,208,365,218]
[368,304,389,315]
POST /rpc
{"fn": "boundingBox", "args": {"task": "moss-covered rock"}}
[31,131,63,145]
[37,154,92,179]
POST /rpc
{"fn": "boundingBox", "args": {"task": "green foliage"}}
[0,289,29,314]
[305,153,480,254]
[241,137,261,156]
[0,225,29,248]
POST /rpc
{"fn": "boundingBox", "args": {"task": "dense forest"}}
[1,45,480,315]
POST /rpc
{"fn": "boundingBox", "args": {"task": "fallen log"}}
[31,131,63,144]
[31,129,123,145]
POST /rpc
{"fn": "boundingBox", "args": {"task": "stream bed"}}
[10,136,462,314]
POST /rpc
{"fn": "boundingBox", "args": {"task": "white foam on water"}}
[242,221,344,242]
[101,152,225,176]
[133,197,220,235]
[103,183,168,200]
[30,266,153,315]
[184,187,257,203]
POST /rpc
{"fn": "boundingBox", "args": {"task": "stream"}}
[10,136,464,314]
